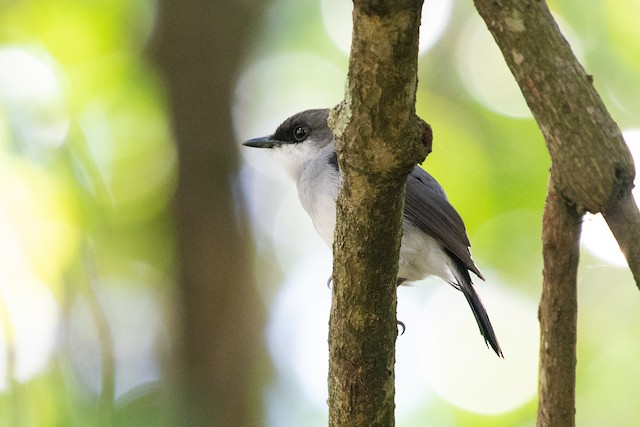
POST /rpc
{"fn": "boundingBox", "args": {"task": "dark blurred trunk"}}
[152,1,267,425]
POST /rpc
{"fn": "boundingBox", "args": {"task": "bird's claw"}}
[397,320,406,336]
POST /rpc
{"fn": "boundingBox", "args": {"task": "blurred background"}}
[1,0,639,426]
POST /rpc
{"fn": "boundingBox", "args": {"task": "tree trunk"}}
[328,1,428,425]
[472,0,640,426]
[538,179,580,426]
[153,2,266,425]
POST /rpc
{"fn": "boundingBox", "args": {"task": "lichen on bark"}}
[327,1,427,426]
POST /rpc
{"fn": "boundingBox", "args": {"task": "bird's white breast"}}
[296,147,339,247]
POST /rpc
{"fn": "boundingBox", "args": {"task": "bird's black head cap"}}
[271,108,332,146]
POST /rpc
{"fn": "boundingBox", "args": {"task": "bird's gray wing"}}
[404,166,484,280]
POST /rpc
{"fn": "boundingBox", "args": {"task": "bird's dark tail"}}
[449,258,503,357]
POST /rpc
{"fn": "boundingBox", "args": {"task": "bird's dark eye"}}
[293,126,309,142]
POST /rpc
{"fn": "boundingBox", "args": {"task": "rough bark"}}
[327,1,428,426]
[473,0,635,213]
[472,1,640,426]
[538,180,580,427]
[152,2,265,426]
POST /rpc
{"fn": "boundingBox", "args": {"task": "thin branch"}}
[538,180,581,427]
[603,191,640,287]
[83,280,116,420]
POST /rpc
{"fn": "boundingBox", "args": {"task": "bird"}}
[243,108,502,357]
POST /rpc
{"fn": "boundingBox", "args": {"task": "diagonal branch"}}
[603,191,640,286]
[473,0,635,215]
[472,0,639,284]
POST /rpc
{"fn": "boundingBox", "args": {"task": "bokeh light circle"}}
[68,278,166,398]
[416,282,538,414]
[233,52,344,180]
[320,0,453,56]
[266,249,333,408]
[233,53,344,142]
[456,16,530,118]
[0,278,59,390]
[457,12,584,119]
[0,47,69,156]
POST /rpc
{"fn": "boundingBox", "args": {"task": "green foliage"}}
[0,1,175,424]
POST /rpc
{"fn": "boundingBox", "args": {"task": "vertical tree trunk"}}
[153,2,266,425]
[328,1,428,425]
[538,180,580,427]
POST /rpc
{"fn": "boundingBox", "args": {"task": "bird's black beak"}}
[242,136,280,149]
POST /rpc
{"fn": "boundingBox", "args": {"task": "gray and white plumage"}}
[244,108,502,357]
